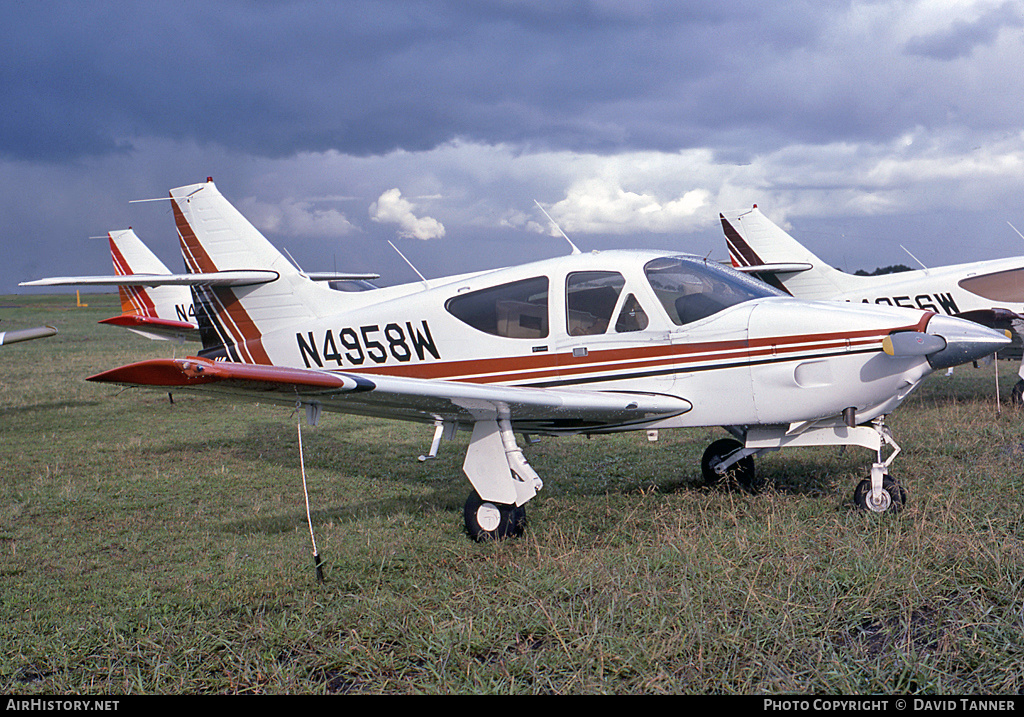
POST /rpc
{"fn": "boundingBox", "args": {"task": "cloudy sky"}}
[5,0,1024,294]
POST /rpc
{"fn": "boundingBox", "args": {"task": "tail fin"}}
[720,206,864,299]
[170,179,330,363]
[108,229,192,322]
[104,229,198,341]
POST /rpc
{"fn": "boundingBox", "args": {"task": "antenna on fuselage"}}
[1008,221,1024,242]
[388,240,430,289]
[534,200,581,255]
[900,244,928,271]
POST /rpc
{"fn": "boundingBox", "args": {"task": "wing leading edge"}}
[87,357,693,433]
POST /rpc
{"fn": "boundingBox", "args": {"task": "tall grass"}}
[1,295,1022,693]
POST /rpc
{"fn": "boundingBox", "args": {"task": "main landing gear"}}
[700,416,908,513]
[1011,378,1024,406]
[450,418,541,542]
[439,413,912,543]
[700,438,762,493]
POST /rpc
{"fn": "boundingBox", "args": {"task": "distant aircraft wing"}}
[0,325,57,346]
[87,357,692,433]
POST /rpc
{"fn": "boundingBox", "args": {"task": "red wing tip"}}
[87,358,215,386]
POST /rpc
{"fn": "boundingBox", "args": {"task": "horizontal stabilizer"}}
[99,315,196,331]
[733,262,813,275]
[303,272,380,282]
[21,270,280,288]
[98,315,199,343]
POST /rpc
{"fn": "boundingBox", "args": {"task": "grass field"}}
[2,294,1023,694]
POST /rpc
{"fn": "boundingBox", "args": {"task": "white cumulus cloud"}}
[369,188,446,240]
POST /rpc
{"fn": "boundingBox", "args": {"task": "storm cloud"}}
[4,0,1024,292]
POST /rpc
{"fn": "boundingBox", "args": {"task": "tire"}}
[463,491,526,542]
[700,438,760,493]
[852,475,906,513]
[1011,379,1024,406]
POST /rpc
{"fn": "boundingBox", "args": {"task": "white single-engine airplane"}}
[721,206,1024,399]
[77,180,1010,540]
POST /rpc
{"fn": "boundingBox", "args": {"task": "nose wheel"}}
[853,473,906,513]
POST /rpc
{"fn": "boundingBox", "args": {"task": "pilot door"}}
[554,270,678,394]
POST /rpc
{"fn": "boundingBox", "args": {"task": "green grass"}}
[2,294,1023,694]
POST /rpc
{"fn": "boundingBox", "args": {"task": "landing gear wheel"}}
[463,491,526,542]
[853,475,906,513]
[701,438,760,493]
[1011,379,1024,406]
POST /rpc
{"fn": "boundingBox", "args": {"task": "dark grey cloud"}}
[0,1,836,162]
[904,1,1024,60]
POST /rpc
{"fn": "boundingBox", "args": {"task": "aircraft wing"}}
[87,357,692,433]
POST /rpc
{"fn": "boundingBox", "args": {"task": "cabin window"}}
[615,293,649,333]
[644,257,779,326]
[445,276,549,338]
[566,271,626,336]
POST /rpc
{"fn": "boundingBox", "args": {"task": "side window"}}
[445,277,549,338]
[566,271,625,336]
[614,293,649,333]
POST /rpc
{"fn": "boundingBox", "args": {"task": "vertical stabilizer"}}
[720,206,864,299]
[170,179,330,363]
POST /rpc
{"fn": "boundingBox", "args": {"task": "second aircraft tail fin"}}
[720,206,864,299]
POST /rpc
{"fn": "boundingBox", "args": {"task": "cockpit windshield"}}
[644,256,783,326]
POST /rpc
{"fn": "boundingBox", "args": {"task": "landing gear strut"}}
[850,424,906,514]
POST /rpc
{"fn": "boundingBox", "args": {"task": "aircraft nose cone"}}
[924,314,1012,369]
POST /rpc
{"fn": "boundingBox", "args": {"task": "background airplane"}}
[720,206,1024,401]
[81,180,1010,541]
